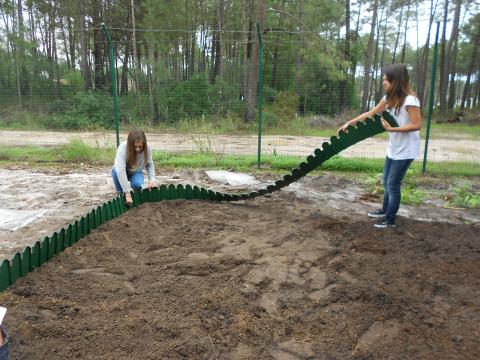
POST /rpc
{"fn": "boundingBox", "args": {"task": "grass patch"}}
[59,139,116,163]
[0,142,478,178]
[61,139,99,162]
[60,138,114,163]
[0,145,57,162]
[425,123,480,139]
[0,140,115,165]
[153,152,301,172]
[154,153,389,173]
[401,186,427,205]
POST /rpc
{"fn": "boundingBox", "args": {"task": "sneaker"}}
[367,209,385,218]
[373,219,396,229]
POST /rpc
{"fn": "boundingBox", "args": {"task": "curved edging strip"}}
[0,112,397,292]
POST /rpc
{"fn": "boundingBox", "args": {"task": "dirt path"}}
[0,188,479,359]
[1,129,479,163]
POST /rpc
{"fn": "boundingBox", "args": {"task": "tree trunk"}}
[438,0,449,120]
[67,15,76,69]
[376,3,388,104]
[200,23,207,74]
[270,0,286,89]
[472,71,480,108]
[350,1,362,88]
[59,16,70,69]
[27,2,36,109]
[210,1,223,85]
[400,0,411,63]
[295,0,305,97]
[131,0,140,93]
[199,1,207,75]
[209,25,218,83]
[418,0,438,106]
[92,3,105,90]
[338,0,350,110]
[361,0,378,112]
[121,13,131,96]
[146,41,154,122]
[16,0,29,109]
[446,0,462,110]
[79,0,91,91]
[13,0,23,111]
[216,0,224,81]
[378,1,389,100]
[50,1,61,99]
[460,25,480,110]
[391,5,403,64]
[242,0,250,101]
[245,0,265,122]
[371,7,382,106]
[131,0,143,117]
[189,4,197,76]
[447,34,459,109]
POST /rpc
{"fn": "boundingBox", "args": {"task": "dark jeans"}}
[0,326,8,360]
[382,157,413,223]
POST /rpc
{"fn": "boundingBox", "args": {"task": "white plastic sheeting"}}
[205,170,259,187]
[0,208,49,231]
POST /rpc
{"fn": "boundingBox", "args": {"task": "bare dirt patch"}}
[0,180,479,359]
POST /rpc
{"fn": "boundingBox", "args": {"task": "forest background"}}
[0,0,479,134]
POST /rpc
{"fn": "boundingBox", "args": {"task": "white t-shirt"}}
[383,95,421,160]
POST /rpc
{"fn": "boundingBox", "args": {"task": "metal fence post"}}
[101,23,120,148]
[422,21,441,175]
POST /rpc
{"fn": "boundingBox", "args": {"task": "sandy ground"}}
[1,129,479,163]
[0,169,478,359]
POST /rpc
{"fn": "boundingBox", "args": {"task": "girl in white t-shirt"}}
[339,64,421,228]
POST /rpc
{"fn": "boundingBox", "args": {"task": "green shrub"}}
[401,187,426,205]
[263,86,278,103]
[451,186,480,208]
[262,111,280,127]
[42,92,113,129]
[63,70,83,95]
[157,75,243,123]
[273,90,299,120]
[66,92,113,128]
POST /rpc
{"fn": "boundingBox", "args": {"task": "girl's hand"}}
[125,192,133,206]
[381,119,393,132]
[147,181,157,190]
[337,121,351,135]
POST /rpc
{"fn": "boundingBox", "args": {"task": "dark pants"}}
[0,326,8,360]
[382,157,413,223]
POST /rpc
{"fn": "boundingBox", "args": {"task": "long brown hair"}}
[126,129,148,168]
[384,64,414,115]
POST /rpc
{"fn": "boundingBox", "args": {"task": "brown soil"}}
[1,189,479,360]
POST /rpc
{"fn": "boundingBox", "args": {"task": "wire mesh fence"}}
[0,24,478,169]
